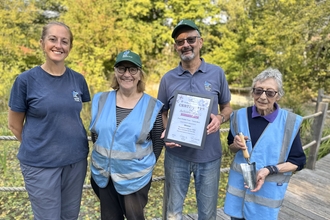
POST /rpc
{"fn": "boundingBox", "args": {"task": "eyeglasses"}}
[115,66,139,75]
[175,36,200,46]
[252,88,278,98]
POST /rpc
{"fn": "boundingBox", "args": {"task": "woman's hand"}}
[249,168,269,192]
[229,134,248,153]
[160,129,181,148]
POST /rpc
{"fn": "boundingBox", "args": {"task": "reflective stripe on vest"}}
[227,185,283,209]
[89,91,163,194]
[224,108,302,219]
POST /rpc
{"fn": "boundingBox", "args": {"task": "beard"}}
[179,48,195,61]
[180,53,195,61]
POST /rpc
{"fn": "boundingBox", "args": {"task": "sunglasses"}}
[115,66,139,75]
[253,88,278,98]
[175,36,200,46]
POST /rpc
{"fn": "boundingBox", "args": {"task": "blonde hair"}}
[110,68,146,93]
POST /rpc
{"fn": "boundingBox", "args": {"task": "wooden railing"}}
[303,102,329,169]
[305,89,330,169]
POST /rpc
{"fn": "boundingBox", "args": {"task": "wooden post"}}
[306,102,328,169]
[315,88,324,113]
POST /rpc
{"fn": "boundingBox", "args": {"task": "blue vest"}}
[224,108,302,220]
[89,91,163,195]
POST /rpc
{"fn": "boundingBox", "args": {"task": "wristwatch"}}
[219,114,225,123]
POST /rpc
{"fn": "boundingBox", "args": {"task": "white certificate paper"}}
[164,91,213,149]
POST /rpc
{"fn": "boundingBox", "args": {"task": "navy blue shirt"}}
[227,105,306,170]
[158,58,231,163]
[9,66,90,167]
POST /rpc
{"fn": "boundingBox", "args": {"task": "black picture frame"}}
[164,90,214,149]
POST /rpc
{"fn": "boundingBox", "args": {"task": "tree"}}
[204,0,330,107]
[1,0,329,110]
[0,0,41,107]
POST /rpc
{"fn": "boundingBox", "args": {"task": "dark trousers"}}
[91,176,151,220]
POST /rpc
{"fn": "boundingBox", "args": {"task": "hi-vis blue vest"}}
[89,91,163,195]
[224,108,302,220]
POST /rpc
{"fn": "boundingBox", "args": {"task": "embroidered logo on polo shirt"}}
[72,91,80,102]
[204,81,211,91]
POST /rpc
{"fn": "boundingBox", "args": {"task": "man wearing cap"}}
[89,50,164,219]
[158,20,232,219]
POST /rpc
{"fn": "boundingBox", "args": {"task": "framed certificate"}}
[164,91,214,149]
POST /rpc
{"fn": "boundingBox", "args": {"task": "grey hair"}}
[251,68,284,98]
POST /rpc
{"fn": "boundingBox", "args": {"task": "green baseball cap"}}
[114,50,142,67]
[171,19,201,39]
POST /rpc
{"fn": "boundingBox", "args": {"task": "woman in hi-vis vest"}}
[224,68,306,220]
[89,50,164,220]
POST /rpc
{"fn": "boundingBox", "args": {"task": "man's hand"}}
[206,113,221,135]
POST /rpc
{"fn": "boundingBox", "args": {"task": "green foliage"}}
[1,0,330,105]
[317,126,330,159]
[0,1,39,108]
[209,0,330,99]
[0,144,8,174]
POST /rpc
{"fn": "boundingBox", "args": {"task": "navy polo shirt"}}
[158,58,231,163]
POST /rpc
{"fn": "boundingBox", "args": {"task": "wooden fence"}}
[304,89,330,169]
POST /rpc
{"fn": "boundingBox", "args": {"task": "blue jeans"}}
[163,151,221,220]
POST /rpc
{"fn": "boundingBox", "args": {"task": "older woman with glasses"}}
[89,50,164,220]
[224,68,306,220]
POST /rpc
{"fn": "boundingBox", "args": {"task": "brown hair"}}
[41,21,73,49]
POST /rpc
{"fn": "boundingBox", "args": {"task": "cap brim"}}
[115,59,141,68]
[172,25,199,38]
